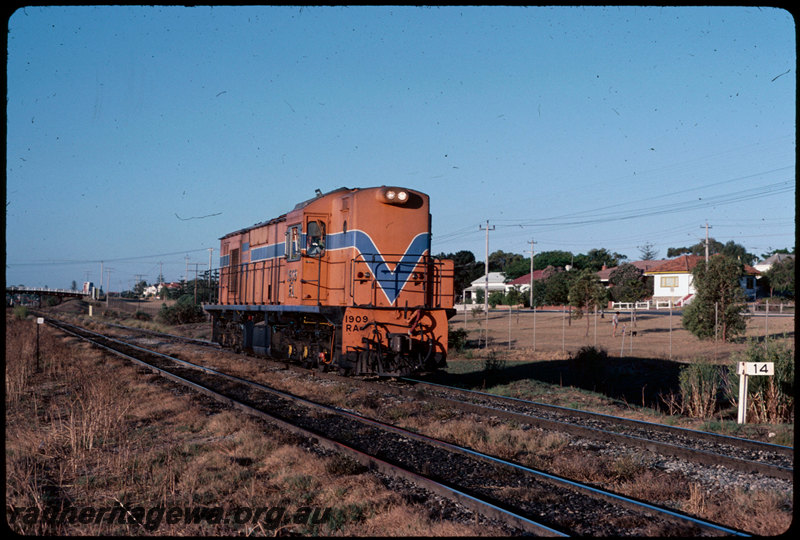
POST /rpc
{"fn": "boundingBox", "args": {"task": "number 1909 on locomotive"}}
[344,314,369,333]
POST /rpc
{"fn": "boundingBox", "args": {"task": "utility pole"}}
[527,239,537,309]
[479,220,494,347]
[193,264,199,304]
[191,263,207,304]
[105,268,112,308]
[208,248,214,303]
[133,273,146,308]
[701,221,712,266]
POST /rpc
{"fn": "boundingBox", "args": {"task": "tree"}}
[720,240,755,266]
[544,271,574,306]
[534,250,573,271]
[503,257,532,281]
[667,246,691,258]
[608,263,649,303]
[435,250,483,299]
[568,269,609,336]
[763,256,795,299]
[573,248,622,272]
[488,290,505,308]
[505,287,525,306]
[667,238,755,266]
[134,280,148,296]
[529,280,547,308]
[682,255,748,342]
[488,250,524,273]
[638,242,658,260]
[760,247,793,260]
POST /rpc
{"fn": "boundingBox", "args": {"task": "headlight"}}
[378,187,411,205]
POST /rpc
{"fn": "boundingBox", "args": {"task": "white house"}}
[143,284,161,297]
[461,272,511,304]
[754,253,794,274]
[644,255,760,306]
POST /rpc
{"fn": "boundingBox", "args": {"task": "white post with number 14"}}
[737,362,774,424]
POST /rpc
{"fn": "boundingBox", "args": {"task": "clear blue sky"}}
[6,6,795,291]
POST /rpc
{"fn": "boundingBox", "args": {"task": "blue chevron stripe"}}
[327,230,430,304]
[237,229,430,304]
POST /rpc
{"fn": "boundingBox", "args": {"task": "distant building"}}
[595,260,667,286]
[644,255,759,306]
[754,253,794,274]
[143,284,161,297]
[461,272,510,304]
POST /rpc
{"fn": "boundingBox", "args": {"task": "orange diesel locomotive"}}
[203,187,455,375]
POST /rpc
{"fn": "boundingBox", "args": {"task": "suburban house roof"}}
[596,260,668,282]
[755,253,794,272]
[508,269,548,286]
[643,254,759,276]
[468,272,507,287]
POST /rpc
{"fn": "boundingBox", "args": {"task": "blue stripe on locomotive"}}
[224,230,430,304]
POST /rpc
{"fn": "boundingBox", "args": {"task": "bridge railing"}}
[6,286,90,296]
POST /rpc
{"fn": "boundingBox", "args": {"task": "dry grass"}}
[15,308,792,536]
[5,315,508,536]
[457,308,794,363]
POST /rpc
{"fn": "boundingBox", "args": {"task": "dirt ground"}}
[41,299,795,414]
[453,307,795,364]
[445,307,794,412]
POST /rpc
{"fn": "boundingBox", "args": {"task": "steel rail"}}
[46,318,748,537]
[44,318,567,537]
[398,377,793,480]
[403,377,793,456]
[39,314,791,478]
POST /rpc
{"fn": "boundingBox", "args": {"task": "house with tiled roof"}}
[643,254,759,307]
[595,260,668,285]
[507,265,563,291]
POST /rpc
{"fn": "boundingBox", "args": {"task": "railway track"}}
[46,316,793,480]
[44,316,752,536]
[394,377,794,480]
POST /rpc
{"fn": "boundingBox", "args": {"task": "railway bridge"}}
[6,286,90,307]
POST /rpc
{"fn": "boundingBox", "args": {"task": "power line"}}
[7,247,212,267]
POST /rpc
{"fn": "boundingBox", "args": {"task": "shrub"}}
[157,295,205,325]
[483,350,506,373]
[678,360,722,418]
[569,345,608,388]
[12,305,28,320]
[448,328,469,352]
[133,310,152,321]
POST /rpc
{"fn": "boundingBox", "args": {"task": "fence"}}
[452,305,794,362]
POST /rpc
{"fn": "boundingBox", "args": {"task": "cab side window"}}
[306,220,325,257]
[285,224,302,261]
